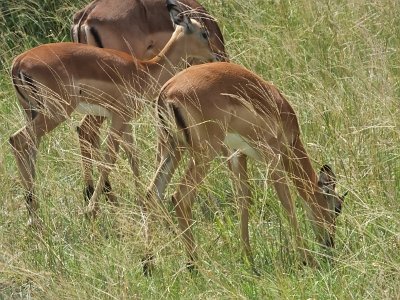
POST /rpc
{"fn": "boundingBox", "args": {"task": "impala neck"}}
[291,137,321,199]
[144,29,191,95]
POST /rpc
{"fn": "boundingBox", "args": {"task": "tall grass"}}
[1,0,399,298]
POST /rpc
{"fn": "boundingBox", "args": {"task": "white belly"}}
[75,102,111,118]
[224,133,262,161]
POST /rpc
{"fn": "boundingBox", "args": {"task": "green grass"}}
[1,0,399,298]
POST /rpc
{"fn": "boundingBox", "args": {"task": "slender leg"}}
[230,153,257,271]
[9,113,66,227]
[282,139,329,247]
[76,115,110,203]
[85,118,125,218]
[142,136,183,275]
[171,153,215,269]
[270,160,314,266]
[121,123,139,195]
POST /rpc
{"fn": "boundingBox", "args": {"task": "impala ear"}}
[166,0,193,32]
[318,164,336,192]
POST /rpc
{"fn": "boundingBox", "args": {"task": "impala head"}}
[315,164,347,248]
[166,0,217,63]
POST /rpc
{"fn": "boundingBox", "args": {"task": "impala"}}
[72,0,226,60]
[145,62,346,271]
[72,0,228,203]
[9,0,216,227]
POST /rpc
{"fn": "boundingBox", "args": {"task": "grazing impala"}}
[72,0,228,203]
[145,62,346,271]
[9,0,216,227]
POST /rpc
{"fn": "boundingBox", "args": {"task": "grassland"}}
[0,0,399,298]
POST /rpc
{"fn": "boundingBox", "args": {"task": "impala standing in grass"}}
[145,62,347,272]
[9,0,217,227]
[71,0,227,203]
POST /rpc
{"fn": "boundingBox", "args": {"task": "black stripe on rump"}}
[171,104,190,144]
[90,27,103,48]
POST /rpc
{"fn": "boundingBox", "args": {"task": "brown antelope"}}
[9,0,217,227]
[72,0,226,60]
[71,0,227,203]
[145,62,346,271]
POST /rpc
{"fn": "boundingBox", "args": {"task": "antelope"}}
[9,0,217,227]
[71,0,228,203]
[72,0,226,60]
[145,62,347,272]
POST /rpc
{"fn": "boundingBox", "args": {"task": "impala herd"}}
[9,0,347,273]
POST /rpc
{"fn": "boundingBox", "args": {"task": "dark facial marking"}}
[89,27,103,48]
[171,104,191,144]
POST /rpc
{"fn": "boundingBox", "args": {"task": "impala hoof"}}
[104,192,118,206]
[142,254,155,276]
[302,256,318,268]
[85,206,99,219]
[252,266,261,277]
[83,185,94,204]
[186,261,198,274]
[26,216,42,229]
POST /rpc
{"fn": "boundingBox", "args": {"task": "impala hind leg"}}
[171,152,216,271]
[10,127,40,227]
[142,137,183,275]
[77,115,116,203]
[9,113,66,227]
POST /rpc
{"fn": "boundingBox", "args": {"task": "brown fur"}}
[9,6,216,227]
[146,62,344,270]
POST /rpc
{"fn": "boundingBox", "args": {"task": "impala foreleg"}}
[120,123,139,196]
[230,153,256,269]
[85,120,124,218]
[77,115,113,203]
[270,160,316,266]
